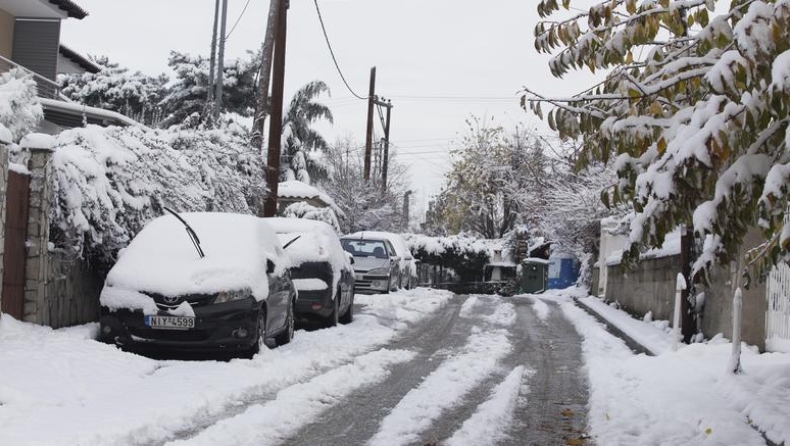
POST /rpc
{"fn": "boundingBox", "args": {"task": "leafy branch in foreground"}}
[525,0,790,283]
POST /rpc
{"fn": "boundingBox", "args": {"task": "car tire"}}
[326,295,339,327]
[275,295,295,346]
[248,307,268,357]
[340,291,354,324]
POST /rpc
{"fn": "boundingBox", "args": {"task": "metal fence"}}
[766,261,790,342]
[0,54,69,101]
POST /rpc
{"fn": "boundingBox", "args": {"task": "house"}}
[0,0,135,133]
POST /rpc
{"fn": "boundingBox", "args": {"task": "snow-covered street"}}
[1,288,789,446]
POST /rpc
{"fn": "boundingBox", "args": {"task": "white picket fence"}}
[766,261,790,346]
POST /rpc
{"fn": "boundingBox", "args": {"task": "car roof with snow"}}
[343,231,413,259]
[105,212,288,300]
[263,217,350,270]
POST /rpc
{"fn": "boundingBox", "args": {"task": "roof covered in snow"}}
[277,181,337,209]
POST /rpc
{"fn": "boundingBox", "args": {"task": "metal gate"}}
[766,261,790,345]
[2,171,31,320]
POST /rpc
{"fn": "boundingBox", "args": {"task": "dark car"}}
[98,211,296,357]
[264,218,355,327]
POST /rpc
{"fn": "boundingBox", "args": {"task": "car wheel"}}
[340,291,354,324]
[248,308,268,357]
[275,295,295,346]
[326,294,339,327]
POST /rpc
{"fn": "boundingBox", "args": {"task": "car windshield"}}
[342,239,389,259]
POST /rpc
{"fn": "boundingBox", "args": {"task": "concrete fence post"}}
[672,272,687,351]
[20,134,55,325]
[0,124,10,318]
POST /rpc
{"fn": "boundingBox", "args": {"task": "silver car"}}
[340,237,400,294]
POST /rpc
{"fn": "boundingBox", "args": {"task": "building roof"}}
[59,45,100,73]
[47,0,87,19]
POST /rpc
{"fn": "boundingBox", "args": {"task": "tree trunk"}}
[251,0,282,149]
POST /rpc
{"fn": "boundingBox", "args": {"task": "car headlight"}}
[367,267,390,275]
[214,289,251,304]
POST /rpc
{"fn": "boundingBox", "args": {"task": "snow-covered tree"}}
[281,81,333,184]
[160,51,260,128]
[526,0,790,282]
[0,69,43,139]
[319,137,410,233]
[435,118,543,239]
[58,57,168,126]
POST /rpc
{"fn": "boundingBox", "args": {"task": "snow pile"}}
[46,125,265,266]
[445,366,528,446]
[356,288,454,331]
[0,68,43,140]
[368,328,513,446]
[560,295,790,445]
[102,213,286,303]
[577,295,674,355]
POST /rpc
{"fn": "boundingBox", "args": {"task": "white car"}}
[343,231,417,291]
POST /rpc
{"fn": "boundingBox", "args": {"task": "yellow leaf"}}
[625,51,634,64]
[657,137,667,154]
[705,428,713,435]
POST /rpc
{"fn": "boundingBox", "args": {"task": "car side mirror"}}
[267,259,275,274]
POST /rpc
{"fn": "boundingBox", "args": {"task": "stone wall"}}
[603,228,769,351]
[22,144,102,328]
[605,255,682,322]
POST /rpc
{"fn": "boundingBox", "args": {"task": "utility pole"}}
[213,0,229,121]
[207,0,220,109]
[403,190,412,230]
[263,0,288,218]
[377,98,392,194]
[251,0,282,149]
[363,66,376,180]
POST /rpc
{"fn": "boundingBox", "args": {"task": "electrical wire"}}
[224,0,252,40]
[313,0,367,100]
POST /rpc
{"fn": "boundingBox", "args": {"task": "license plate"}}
[145,315,195,330]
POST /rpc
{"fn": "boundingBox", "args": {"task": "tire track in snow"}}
[164,349,416,446]
[445,365,529,446]
[367,328,513,446]
[285,294,475,446]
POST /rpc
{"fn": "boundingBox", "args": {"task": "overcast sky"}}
[61,0,594,216]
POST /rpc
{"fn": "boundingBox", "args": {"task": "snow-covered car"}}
[344,231,417,290]
[263,217,355,326]
[341,234,401,293]
[98,211,296,356]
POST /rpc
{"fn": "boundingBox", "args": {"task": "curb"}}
[574,298,655,356]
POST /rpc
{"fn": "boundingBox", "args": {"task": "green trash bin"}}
[520,258,549,294]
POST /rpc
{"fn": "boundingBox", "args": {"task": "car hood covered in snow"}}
[101,213,289,311]
[352,256,391,272]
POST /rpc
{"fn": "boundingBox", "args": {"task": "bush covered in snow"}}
[403,233,493,281]
[282,201,341,233]
[46,124,265,269]
[0,69,43,140]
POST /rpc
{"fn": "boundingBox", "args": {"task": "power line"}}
[225,0,252,40]
[313,0,367,100]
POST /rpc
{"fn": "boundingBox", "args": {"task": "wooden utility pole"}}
[680,226,695,343]
[377,98,392,193]
[213,0,229,120]
[263,0,288,218]
[207,0,220,108]
[363,66,376,180]
[251,0,282,149]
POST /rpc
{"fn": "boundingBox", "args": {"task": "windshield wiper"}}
[283,235,302,250]
[164,207,205,259]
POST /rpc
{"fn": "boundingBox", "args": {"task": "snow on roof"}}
[606,229,682,266]
[103,213,287,301]
[278,181,336,207]
[265,217,350,294]
[39,98,140,127]
[523,257,551,265]
[59,44,100,74]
